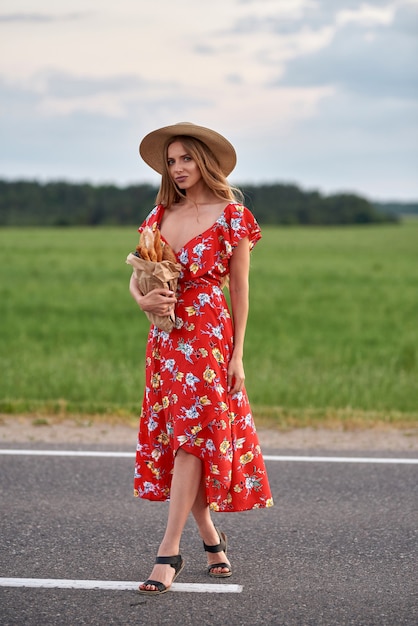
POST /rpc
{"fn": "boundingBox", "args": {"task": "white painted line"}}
[0,449,133,458]
[0,577,242,593]
[0,449,417,464]
[263,455,418,464]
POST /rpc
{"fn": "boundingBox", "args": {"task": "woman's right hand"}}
[129,275,177,316]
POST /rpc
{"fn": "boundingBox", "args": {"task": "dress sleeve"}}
[137,205,161,234]
[224,204,262,252]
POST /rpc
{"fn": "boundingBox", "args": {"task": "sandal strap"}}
[155,554,183,575]
[141,579,167,592]
[203,528,227,554]
[155,555,181,567]
[207,562,231,572]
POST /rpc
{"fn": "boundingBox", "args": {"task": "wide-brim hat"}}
[139,122,237,177]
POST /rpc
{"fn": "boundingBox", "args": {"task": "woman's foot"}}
[203,527,232,578]
[138,555,184,595]
[207,555,231,577]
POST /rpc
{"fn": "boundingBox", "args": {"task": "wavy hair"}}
[155,136,243,207]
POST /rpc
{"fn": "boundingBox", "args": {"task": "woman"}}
[130,122,273,595]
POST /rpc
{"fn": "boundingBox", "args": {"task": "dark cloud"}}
[226,3,418,101]
[274,5,418,100]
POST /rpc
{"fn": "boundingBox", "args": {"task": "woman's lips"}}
[176,176,187,184]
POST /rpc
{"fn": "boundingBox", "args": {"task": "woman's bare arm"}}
[227,236,250,394]
[129,273,177,317]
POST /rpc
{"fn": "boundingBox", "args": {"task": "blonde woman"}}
[130,123,273,595]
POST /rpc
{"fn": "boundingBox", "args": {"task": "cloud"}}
[274,3,418,99]
[236,0,318,20]
[0,74,213,184]
[0,71,210,118]
[216,1,418,198]
[336,3,395,26]
[270,89,418,199]
[0,12,88,23]
[229,0,399,34]
[0,0,416,198]
[0,81,148,183]
[39,73,148,99]
[194,44,217,55]
[225,73,243,85]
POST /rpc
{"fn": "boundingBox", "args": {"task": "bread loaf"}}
[135,226,177,264]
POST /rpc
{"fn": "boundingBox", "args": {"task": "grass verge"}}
[1,401,416,431]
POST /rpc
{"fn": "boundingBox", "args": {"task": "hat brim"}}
[139,122,237,177]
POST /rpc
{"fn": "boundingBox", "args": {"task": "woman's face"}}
[167,141,202,191]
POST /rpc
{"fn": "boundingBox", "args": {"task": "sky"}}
[1,0,417,201]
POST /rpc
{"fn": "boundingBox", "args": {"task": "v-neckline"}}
[158,203,233,256]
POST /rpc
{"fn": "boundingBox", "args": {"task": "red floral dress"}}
[133,203,273,512]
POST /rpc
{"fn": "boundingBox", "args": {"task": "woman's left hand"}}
[227,354,245,395]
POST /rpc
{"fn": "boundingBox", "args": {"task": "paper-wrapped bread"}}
[127,226,181,332]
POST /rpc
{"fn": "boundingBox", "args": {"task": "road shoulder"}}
[1,415,417,451]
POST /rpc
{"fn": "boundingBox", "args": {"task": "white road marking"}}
[0,449,133,458]
[263,455,418,464]
[0,449,417,464]
[0,578,242,593]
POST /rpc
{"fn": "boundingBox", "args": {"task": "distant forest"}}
[372,201,418,216]
[0,179,401,226]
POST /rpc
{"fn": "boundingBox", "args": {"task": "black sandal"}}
[138,554,184,595]
[203,527,232,578]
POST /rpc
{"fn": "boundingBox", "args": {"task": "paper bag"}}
[126,252,181,332]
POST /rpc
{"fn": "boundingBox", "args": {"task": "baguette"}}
[162,242,177,264]
[136,230,150,260]
[135,226,177,264]
[143,227,157,261]
[153,228,163,262]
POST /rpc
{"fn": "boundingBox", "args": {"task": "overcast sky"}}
[1,0,417,200]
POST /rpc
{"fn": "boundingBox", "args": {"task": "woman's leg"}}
[191,473,231,575]
[140,448,202,591]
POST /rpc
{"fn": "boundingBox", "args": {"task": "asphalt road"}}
[1,443,417,626]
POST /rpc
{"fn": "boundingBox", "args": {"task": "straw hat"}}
[139,122,237,177]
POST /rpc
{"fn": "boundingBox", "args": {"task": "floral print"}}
[134,203,273,512]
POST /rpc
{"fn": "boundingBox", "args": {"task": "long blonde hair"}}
[155,136,243,207]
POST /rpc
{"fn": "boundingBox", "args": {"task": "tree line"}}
[0,179,398,226]
[372,201,418,216]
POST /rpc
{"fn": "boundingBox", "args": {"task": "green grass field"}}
[0,221,417,429]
